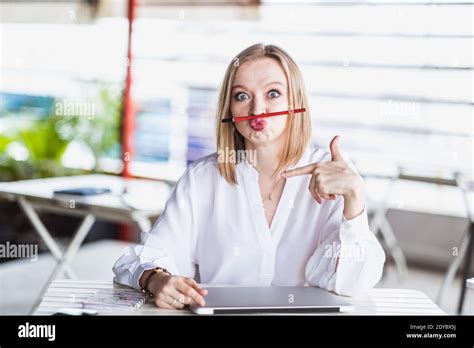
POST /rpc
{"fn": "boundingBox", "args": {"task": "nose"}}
[249,96,266,116]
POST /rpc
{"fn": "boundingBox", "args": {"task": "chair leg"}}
[370,204,408,279]
[457,222,474,314]
[380,217,408,279]
[437,231,469,306]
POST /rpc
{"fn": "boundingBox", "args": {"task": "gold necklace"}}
[266,176,285,202]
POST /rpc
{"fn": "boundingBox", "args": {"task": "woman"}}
[113,44,385,309]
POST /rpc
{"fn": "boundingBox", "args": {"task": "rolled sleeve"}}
[305,163,386,296]
[112,165,198,290]
[339,207,373,243]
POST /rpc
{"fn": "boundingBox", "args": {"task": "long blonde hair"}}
[215,43,312,184]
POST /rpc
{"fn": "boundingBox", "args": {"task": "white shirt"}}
[113,146,385,297]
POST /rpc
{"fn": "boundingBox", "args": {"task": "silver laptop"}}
[190,286,354,314]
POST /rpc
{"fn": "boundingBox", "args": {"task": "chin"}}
[247,129,280,144]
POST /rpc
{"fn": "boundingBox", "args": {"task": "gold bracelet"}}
[141,267,172,295]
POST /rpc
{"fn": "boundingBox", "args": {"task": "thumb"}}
[329,135,343,162]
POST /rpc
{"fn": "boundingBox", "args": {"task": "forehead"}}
[232,57,287,88]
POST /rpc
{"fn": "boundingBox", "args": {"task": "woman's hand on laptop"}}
[148,272,208,309]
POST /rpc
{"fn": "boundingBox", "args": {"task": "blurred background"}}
[0,0,472,315]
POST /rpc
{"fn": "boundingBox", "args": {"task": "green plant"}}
[0,85,123,181]
[19,117,69,162]
[0,134,11,153]
[54,86,122,169]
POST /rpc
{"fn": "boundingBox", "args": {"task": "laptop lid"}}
[190,286,354,314]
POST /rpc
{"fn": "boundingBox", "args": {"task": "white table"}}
[35,280,445,316]
[0,174,171,313]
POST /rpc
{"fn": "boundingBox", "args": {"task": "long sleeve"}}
[112,166,198,290]
[304,156,386,297]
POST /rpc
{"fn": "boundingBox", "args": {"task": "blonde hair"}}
[215,43,312,184]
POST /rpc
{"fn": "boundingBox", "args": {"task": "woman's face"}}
[230,57,290,147]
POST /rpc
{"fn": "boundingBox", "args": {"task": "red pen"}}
[221,108,306,123]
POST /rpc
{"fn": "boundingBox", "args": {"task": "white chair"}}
[364,168,408,280]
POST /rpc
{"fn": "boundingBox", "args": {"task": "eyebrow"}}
[231,81,286,91]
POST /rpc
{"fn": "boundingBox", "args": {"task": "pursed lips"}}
[249,117,266,131]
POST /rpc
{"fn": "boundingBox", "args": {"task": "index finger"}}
[184,278,208,295]
[282,163,318,178]
[176,281,206,306]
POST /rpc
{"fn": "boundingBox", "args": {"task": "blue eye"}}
[268,90,280,98]
[235,92,249,101]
